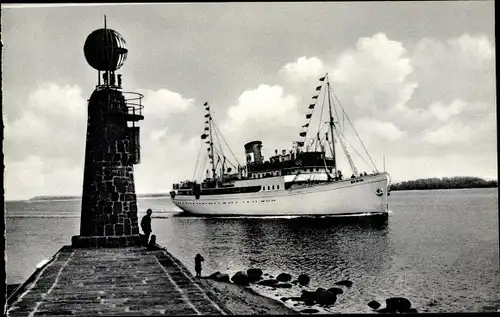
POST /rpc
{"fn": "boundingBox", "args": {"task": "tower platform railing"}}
[123,91,144,122]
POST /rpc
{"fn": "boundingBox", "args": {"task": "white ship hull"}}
[172,172,389,216]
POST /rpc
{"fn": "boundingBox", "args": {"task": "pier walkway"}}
[7,246,231,316]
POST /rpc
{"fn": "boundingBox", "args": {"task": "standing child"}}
[195,254,204,278]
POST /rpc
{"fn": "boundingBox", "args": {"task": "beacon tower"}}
[72,18,144,247]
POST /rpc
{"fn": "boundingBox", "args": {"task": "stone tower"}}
[72,20,144,248]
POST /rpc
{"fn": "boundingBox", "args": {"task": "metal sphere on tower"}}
[84,28,128,71]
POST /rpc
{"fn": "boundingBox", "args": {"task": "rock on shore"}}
[208,271,230,283]
[231,271,250,286]
[298,274,310,286]
[258,279,279,286]
[373,297,416,313]
[277,273,292,282]
[334,280,353,287]
[247,268,263,282]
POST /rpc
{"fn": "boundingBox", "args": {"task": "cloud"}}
[141,88,194,119]
[354,118,406,141]
[332,33,413,84]
[139,88,200,149]
[410,33,495,107]
[447,33,495,64]
[130,88,200,195]
[135,131,201,195]
[329,33,418,116]
[428,100,466,122]
[280,56,325,83]
[4,83,87,164]
[422,123,472,145]
[222,84,303,160]
[226,85,300,126]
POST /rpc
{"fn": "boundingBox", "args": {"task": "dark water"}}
[6,189,499,313]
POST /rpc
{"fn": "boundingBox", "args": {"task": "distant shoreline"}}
[390,176,497,191]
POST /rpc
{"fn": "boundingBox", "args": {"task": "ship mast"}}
[205,102,217,187]
[326,75,337,172]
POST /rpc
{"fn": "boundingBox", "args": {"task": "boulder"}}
[274,283,293,289]
[207,271,230,283]
[208,271,221,279]
[385,297,412,313]
[247,268,263,282]
[300,290,316,302]
[231,271,250,286]
[291,279,298,285]
[216,273,230,283]
[301,308,319,314]
[314,288,337,306]
[334,280,353,287]
[276,273,292,282]
[327,287,344,295]
[368,300,381,310]
[298,274,310,286]
[257,279,279,287]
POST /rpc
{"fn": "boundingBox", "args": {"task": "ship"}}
[170,74,391,216]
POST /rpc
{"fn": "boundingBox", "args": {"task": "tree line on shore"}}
[390,176,497,191]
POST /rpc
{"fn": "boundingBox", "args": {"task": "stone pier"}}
[6,247,231,316]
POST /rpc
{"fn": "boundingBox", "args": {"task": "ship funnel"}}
[244,141,263,164]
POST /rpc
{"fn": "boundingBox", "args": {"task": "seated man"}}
[147,235,166,251]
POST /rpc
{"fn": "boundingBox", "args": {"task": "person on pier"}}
[141,208,153,246]
[195,254,204,278]
[147,235,166,251]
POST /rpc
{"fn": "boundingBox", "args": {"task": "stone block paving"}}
[7,246,230,316]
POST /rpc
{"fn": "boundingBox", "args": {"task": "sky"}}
[2,2,496,200]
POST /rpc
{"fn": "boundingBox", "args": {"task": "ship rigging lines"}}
[297,73,380,175]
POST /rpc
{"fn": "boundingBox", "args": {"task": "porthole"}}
[272,185,275,190]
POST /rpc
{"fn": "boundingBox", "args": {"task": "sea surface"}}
[6,188,499,313]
